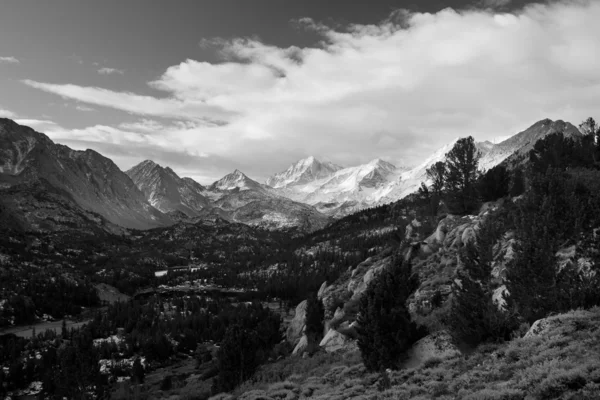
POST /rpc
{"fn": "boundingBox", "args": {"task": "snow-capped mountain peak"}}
[266,156,343,188]
[211,169,262,191]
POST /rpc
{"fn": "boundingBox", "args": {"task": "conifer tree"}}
[510,168,525,197]
[448,219,517,345]
[212,324,261,393]
[426,161,446,196]
[478,165,510,202]
[357,255,419,371]
[444,137,481,214]
[305,292,324,340]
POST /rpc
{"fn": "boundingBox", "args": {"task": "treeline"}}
[0,270,99,327]
[0,294,282,398]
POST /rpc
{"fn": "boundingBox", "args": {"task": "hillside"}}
[0,118,171,230]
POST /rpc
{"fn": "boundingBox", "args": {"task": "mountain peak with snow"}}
[266,156,343,188]
[211,169,262,191]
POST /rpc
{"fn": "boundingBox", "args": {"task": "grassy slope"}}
[207,307,600,400]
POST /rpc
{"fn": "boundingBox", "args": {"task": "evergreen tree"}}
[426,161,446,196]
[579,117,597,137]
[506,170,588,323]
[510,168,526,197]
[478,165,510,202]
[448,218,517,345]
[131,357,144,384]
[212,324,261,393]
[444,137,481,214]
[305,292,324,340]
[357,255,420,371]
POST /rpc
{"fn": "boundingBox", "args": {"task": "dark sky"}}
[1,0,598,183]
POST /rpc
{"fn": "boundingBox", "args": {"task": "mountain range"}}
[0,117,581,233]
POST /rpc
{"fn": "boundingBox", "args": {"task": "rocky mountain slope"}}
[0,118,170,230]
[269,158,408,217]
[480,118,581,170]
[126,162,331,232]
[126,160,209,217]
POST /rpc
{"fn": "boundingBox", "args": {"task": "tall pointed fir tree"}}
[444,137,481,214]
[357,254,419,371]
[448,217,517,345]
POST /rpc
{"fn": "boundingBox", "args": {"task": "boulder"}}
[319,329,355,353]
[292,335,309,356]
[404,331,460,368]
[525,317,562,338]
[492,285,508,310]
[317,281,328,301]
[461,227,476,246]
[285,300,307,346]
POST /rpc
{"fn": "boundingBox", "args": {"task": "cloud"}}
[0,56,19,64]
[118,119,165,132]
[98,67,124,75]
[75,105,94,112]
[20,1,600,183]
[0,108,16,118]
[15,119,61,132]
[22,79,234,123]
[478,0,512,9]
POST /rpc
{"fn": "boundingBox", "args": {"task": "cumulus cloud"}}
[98,67,124,75]
[0,56,19,64]
[20,1,600,183]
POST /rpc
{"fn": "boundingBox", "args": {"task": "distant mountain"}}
[268,157,408,217]
[204,169,331,231]
[0,118,170,230]
[268,119,581,217]
[266,156,343,188]
[127,160,209,217]
[210,169,264,192]
[486,119,582,170]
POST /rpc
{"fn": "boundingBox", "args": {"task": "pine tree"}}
[357,255,419,371]
[426,161,446,196]
[448,219,517,345]
[212,324,261,393]
[305,292,324,340]
[131,357,144,384]
[478,165,510,202]
[444,137,481,214]
[510,168,525,197]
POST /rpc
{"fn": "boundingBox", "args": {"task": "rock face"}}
[126,160,209,217]
[319,328,356,353]
[286,300,308,346]
[0,118,171,230]
[404,331,460,368]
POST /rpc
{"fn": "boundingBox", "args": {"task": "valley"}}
[1,117,600,400]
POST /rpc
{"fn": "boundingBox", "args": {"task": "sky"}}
[1,0,599,184]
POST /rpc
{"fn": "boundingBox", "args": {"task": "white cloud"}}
[0,56,19,64]
[15,119,61,132]
[20,1,600,182]
[75,105,94,112]
[22,79,234,122]
[98,67,124,75]
[119,119,165,132]
[0,108,16,118]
